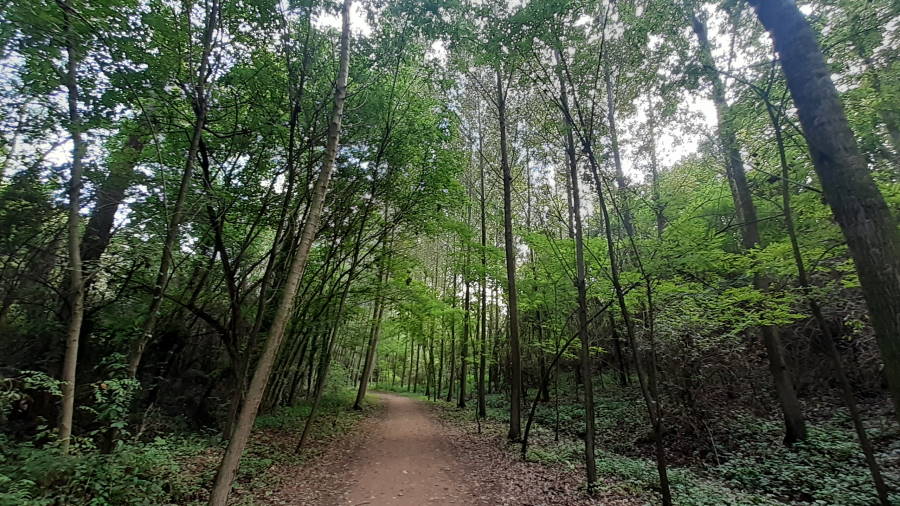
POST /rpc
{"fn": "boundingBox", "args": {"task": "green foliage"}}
[0,388,375,505]
[715,419,900,505]
[0,434,207,506]
[255,387,358,430]
[79,379,140,441]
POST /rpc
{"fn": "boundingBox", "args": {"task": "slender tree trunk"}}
[645,96,666,237]
[497,68,522,441]
[536,313,550,402]
[558,57,597,488]
[414,342,421,393]
[208,3,351,503]
[478,130,488,418]
[400,332,408,391]
[427,331,434,398]
[596,170,672,505]
[749,0,900,427]
[459,207,471,409]
[127,0,220,378]
[407,329,414,391]
[554,313,560,441]
[297,270,356,451]
[354,245,389,409]
[58,6,86,455]
[557,51,672,501]
[446,275,457,403]
[768,100,889,505]
[604,68,633,237]
[437,324,445,399]
[609,314,628,387]
[692,13,806,445]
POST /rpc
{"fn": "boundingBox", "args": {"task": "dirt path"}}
[341,393,473,505]
[264,392,631,505]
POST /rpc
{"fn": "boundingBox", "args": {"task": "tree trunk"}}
[446,275,457,403]
[558,56,597,488]
[604,68,633,237]
[127,0,220,378]
[768,98,890,504]
[58,6,86,455]
[437,324,445,398]
[645,96,666,237]
[497,68,522,441]
[749,0,900,427]
[610,314,628,387]
[459,207,471,409]
[478,127,488,418]
[692,12,806,445]
[414,341,421,393]
[298,266,357,451]
[208,2,351,503]
[556,48,672,501]
[354,246,389,409]
[82,131,144,279]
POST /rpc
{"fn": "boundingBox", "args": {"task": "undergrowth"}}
[0,388,375,506]
[420,387,900,505]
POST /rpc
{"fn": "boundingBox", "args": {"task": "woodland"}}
[1,0,900,504]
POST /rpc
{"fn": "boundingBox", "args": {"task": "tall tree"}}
[496,67,522,441]
[692,11,806,445]
[126,0,220,378]
[558,51,597,489]
[57,0,87,455]
[208,1,352,503]
[748,0,900,425]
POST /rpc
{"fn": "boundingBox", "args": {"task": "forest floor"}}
[260,392,635,505]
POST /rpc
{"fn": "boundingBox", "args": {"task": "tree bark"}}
[767,95,889,505]
[82,131,144,278]
[127,0,220,378]
[692,12,806,445]
[558,55,597,488]
[354,244,389,409]
[645,96,666,238]
[604,69,633,237]
[556,48,672,501]
[446,274,457,402]
[459,204,471,409]
[477,123,488,418]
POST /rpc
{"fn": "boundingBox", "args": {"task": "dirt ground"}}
[262,392,637,505]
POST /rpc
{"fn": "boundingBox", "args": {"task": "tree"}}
[57,0,87,455]
[557,51,597,490]
[748,0,900,425]
[691,10,806,445]
[208,1,352,503]
[496,66,523,442]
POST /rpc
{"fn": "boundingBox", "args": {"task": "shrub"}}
[0,434,210,505]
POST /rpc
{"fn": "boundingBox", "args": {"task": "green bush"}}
[0,435,209,506]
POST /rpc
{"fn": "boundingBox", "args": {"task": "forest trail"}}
[342,393,473,505]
